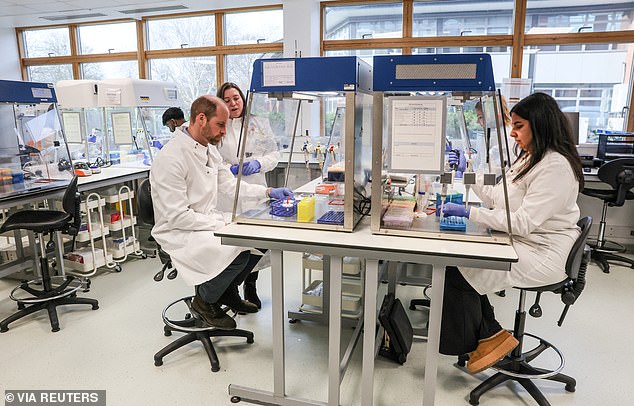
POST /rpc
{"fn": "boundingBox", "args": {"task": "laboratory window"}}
[149,56,217,109]
[27,64,73,83]
[224,9,283,45]
[81,61,139,80]
[147,15,216,50]
[78,22,137,54]
[525,0,634,33]
[23,27,71,58]
[412,0,514,37]
[323,2,403,40]
[523,42,634,142]
[225,53,281,94]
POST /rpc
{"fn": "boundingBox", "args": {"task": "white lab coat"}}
[463,150,581,294]
[149,127,267,286]
[217,116,280,213]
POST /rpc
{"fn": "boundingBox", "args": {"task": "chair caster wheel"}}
[565,383,576,392]
[230,396,241,403]
[185,313,192,319]
[115,265,122,272]
[289,319,298,324]
[92,305,99,310]
[211,365,220,372]
[247,336,254,344]
[154,360,163,367]
[51,327,60,332]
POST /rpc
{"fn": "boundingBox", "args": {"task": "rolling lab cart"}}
[231,56,373,232]
[370,54,513,245]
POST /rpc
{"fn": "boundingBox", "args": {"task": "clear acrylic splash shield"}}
[370,54,513,245]
[0,79,74,201]
[231,56,373,232]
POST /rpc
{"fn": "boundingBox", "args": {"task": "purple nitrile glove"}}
[447,150,467,178]
[269,187,294,200]
[242,160,261,176]
[230,164,240,175]
[442,202,470,218]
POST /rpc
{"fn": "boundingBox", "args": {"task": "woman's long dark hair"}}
[216,82,247,118]
[510,92,584,189]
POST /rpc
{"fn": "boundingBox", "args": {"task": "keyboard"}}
[317,210,345,225]
[440,216,467,231]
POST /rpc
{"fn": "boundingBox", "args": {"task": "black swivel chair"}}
[137,179,254,372]
[466,216,592,406]
[581,158,634,273]
[0,176,99,332]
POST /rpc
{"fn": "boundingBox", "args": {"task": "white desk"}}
[216,220,518,406]
[0,166,149,279]
[77,165,149,192]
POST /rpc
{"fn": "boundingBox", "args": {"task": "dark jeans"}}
[196,251,262,304]
[440,266,502,356]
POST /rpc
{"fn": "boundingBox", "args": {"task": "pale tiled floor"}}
[0,251,633,406]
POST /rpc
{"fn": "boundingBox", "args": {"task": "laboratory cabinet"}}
[0,79,74,203]
[371,54,513,245]
[56,80,107,171]
[232,56,373,232]
[56,78,178,171]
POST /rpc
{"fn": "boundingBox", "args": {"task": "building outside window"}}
[150,57,217,109]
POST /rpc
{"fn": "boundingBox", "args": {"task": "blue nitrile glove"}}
[269,187,294,200]
[447,151,467,178]
[242,160,261,176]
[442,202,470,218]
[230,164,240,175]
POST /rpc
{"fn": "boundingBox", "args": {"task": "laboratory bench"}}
[216,219,518,406]
[0,166,149,279]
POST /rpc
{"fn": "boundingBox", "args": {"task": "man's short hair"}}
[190,96,221,122]
[162,107,185,125]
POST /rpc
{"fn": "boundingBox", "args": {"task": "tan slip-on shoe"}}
[467,330,519,374]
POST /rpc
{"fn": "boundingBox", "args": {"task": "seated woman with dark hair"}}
[440,92,585,373]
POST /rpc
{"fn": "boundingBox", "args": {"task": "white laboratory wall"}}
[283,0,320,145]
[0,27,20,80]
[283,0,320,58]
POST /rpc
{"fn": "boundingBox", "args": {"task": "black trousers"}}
[196,251,262,304]
[440,266,503,356]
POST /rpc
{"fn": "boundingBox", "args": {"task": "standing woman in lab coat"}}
[440,92,585,374]
[216,82,282,309]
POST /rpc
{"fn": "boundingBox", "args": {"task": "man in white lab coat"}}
[150,95,292,329]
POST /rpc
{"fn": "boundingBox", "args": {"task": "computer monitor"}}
[563,112,580,145]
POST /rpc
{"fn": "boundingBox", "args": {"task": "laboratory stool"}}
[155,295,254,372]
[137,178,254,372]
[581,158,634,273]
[0,176,99,333]
[466,217,592,406]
